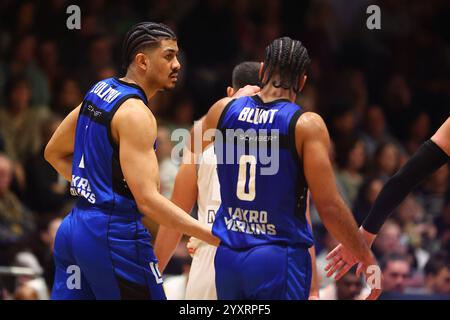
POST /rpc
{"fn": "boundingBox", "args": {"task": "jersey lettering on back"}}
[212,95,314,249]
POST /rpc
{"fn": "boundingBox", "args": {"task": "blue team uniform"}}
[213,95,314,300]
[51,78,166,300]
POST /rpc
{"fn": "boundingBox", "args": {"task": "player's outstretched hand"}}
[232,85,260,98]
[326,245,382,300]
[325,243,358,280]
[325,226,378,281]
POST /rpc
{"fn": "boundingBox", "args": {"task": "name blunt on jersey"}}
[70,175,96,204]
[238,107,278,125]
[224,207,277,235]
[89,81,121,103]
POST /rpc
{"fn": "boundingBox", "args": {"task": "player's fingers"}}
[326,260,345,278]
[326,246,341,260]
[334,263,352,281]
[325,254,341,272]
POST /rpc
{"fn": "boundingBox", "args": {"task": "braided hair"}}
[122,22,177,69]
[260,37,311,93]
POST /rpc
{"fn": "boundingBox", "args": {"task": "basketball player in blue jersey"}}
[198,37,381,300]
[44,22,219,300]
[154,62,261,300]
[155,61,320,299]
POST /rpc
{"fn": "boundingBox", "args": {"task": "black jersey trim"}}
[288,109,303,164]
[113,77,148,104]
[217,98,237,130]
[106,94,145,154]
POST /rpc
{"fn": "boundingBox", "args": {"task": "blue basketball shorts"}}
[51,206,166,300]
[214,243,312,300]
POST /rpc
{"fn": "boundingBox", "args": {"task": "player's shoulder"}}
[117,98,154,120]
[204,97,235,127]
[296,112,329,138]
[210,97,235,114]
[113,98,156,132]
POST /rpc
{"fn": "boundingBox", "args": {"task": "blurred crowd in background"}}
[0,0,449,300]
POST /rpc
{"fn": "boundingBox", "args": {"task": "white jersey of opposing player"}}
[184,145,221,300]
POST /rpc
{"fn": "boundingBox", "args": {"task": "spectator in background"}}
[94,65,118,83]
[341,69,368,126]
[14,1,36,36]
[335,136,366,206]
[360,104,398,157]
[394,195,435,258]
[24,115,69,214]
[416,164,449,218]
[0,34,50,107]
[36,215,62,292]
[0,153,35,264]
[381,253,412,294]
[371,142,401,180]
[353,177,384,225]
[170,95,195,131]
[404,111,431,155]
[0,77,47,164]
[38,39,63,90]
[383,74,412,140]
[372,220,407,259]
[329,101,357,142]
[77,34,114,90]
[0,77,48,191]
[51,77,83,117]
[296,82,318,112]
[13,250,49,300]
[424,252,450,296]
[320,266,365,300]
[434,192,450,252]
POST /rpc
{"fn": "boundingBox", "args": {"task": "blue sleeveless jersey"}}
[70,77,148,214]
[212,95,314,249]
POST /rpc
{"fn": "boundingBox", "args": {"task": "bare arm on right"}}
[296,112,376,268]
[112,99,219,247]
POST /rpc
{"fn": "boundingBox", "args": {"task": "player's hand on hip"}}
[232,85,260,98]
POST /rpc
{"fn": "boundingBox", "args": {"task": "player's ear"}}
[226,86,234,97]
[135,53,148,71]
[298,75,307,92]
